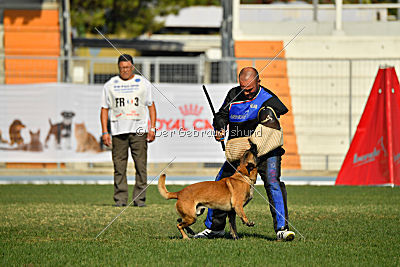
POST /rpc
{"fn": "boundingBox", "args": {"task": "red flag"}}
[336,67,400,186]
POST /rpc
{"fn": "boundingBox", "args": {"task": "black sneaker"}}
[193,229,225,239]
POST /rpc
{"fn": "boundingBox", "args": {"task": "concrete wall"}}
[233,28,400,170]
[237,21,400,37]
[284,37,400,170]
[285,36,400,59]
[232,1,400,169]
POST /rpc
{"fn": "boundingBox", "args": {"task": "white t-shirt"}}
[101,75,153,136]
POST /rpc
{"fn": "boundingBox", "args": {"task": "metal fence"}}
[1,55,400,170]
[59,56,208,84]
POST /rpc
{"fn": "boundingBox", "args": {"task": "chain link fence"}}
[1,55,399,170]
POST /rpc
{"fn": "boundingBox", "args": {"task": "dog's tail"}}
[158,174,178,200]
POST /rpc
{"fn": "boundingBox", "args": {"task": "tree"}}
[71,0,220,37]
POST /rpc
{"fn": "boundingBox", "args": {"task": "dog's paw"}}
[246,221,255,227]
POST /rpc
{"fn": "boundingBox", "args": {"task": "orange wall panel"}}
[5,59,58,72]
[235,60,253,75]
[5,77,57,84]
[235,41,285,58]
[262,78,290,96]
[280,116,295,133]
[282,155,301,169]
[255,60,287,77]
[5,58,58,84]
[6,163,65,169]
[4,9,60,84]
[5,32,60,55]
[4,10,59,27]
[282,134,299,155]
[235,40,300,169]
[236,60,288,78]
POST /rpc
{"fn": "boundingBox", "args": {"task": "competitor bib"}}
[108,77,147,121]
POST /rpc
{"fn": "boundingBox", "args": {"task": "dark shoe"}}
[133,203,146,207]
[193,228,225,239]
[113,203,127,207]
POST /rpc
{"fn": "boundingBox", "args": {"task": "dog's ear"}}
[248,140,258,156]
[247,140,260,166]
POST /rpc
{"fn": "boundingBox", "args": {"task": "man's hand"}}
[215,129,225,142]
[102,133,112,147]
[147,129,156,143]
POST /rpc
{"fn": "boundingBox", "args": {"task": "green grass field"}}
[1,184,399,266]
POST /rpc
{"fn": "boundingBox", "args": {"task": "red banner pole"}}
[385,68,395,186]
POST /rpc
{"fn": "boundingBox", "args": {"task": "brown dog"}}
[158,144,258,240]
[9,119,25,146]
[45,111,75,149]
[0,129,43,152]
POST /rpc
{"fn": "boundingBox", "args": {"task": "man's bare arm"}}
[100,107,111,147]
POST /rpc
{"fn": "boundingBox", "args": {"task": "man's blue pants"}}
[204,156,289,232]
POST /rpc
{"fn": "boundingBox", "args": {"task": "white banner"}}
[0,82,235,163]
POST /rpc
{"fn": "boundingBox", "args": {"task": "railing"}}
[300,154,345,171]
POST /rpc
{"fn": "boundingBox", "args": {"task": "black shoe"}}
[113,203,127,207]
[193,229,225,239]
[133,203,146,207]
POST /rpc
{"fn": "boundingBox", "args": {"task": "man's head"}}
[118,54,134,80]
[239,67,260,100]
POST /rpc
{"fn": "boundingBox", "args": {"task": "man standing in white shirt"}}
[100,54,157,207]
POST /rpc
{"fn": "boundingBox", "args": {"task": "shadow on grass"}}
[237,232,276,241]
[93,204,155,209]
[94,204,115,207]
[163,232,276,241]
[93,203,134,207]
